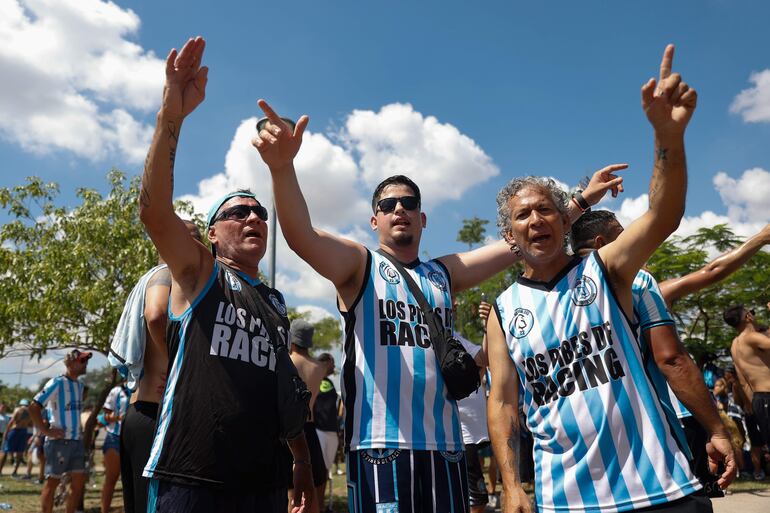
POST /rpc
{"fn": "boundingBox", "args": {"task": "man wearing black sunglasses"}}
[138,37,313,513]
[253,96,625,512]
[725,305,770,451]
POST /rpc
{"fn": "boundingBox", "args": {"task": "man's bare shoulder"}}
[146,267,172,289]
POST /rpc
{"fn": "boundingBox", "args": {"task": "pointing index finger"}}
[659,44,674,81]
[257,99,284,126]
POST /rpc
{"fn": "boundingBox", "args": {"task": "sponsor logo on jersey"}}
[440,450,464,463]
[225,270,242,292]
[510,308,534,339]
[428,270,447,291]
[378,261,401,284]
[269,293,287,316]
[362,448,401,465]
[571,276,597,306]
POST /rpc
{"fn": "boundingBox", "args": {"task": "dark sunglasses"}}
[215,204,268,223]
[376,196,420,214]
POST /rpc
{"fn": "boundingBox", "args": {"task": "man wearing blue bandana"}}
[138,36,313,513]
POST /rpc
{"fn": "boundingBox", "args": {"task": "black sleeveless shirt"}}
[142,262,291,490]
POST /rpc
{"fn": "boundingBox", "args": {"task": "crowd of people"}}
[1,35,770,513]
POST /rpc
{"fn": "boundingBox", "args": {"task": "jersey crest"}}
[571,276,597,306]
[428,270,447,291]
[378,261,401,284]
[510,307,535,338]
[225,270,242,292]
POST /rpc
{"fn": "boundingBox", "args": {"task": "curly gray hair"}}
[496,176,570,239]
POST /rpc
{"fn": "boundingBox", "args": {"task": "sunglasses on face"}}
[376,196,420,214]
[215,204,269,223]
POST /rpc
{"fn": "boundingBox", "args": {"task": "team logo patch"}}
[440,450,464,463]
[571,276,597,306]
[362,448,401,465]
[510,308,534,339]
[225,271,242,292]
[269,293,287,316]
[376,503,399,513]
[428,270,447,291]
[378,261,401,284]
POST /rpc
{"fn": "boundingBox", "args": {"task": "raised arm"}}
[599,45,696,309]
[253,100,367,300]
[486,307,531,513]
[441,164,626,293]
[745,331,770,350]
[138,37,211,296]
[660,224,770,306]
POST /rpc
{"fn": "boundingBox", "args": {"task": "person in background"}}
[100,382,131,513]
[313,353,339,513]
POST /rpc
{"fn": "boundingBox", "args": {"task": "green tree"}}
[0,170,199,448]
[0,170,199,357]
[0,380,33,408]
[648,225,770,365]
[456,216,489,250]
[311,316,342,351]
[454,217,523,342]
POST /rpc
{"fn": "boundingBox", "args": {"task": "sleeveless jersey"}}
[631,271,693,421]
[340,250,462,452]
[34,375,84,440]
[143,261,291,489]
[495,253,699,513]
[103,385,130,437]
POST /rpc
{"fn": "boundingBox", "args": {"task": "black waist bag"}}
[377,250,480,400]
[240,278,311,441]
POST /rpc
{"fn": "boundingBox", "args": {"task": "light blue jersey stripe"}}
[384,278,402,444]
[420,270,448,451]
[359,277,376,446]
[594,264,692,495]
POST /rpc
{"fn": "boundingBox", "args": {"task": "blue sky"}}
[2,0,770,388]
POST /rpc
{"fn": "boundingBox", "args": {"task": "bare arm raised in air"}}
[599,45,697,314]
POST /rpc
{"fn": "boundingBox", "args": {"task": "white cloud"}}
[180,105,499,306]
[343,103,499,211]
[713,168,770,223]
[613,193,649,228]
[0,0,164,162]
[731,69,770,123]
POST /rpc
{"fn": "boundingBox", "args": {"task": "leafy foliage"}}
[648,224,770,364]
[0,170,199,358]
[456,216,489,250]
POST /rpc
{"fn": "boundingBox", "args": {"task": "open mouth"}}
[531,233,551,243]
[393,218,411,227]
[244,229,263,241]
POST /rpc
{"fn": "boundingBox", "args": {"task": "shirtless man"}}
[119,220,201,513]
[725,305,770,448]
[288,319,327,513]
[0,400,33,476]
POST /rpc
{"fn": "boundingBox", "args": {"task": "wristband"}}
[294,459,311,466]
[570,196,586,213]
[573,191,590,211]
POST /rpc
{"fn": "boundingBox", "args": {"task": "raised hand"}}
[641,45,697,137]
[581,163,628,205]
[161,37,209,120]
[253,99,309,170]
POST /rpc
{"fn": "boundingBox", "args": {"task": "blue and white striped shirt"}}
[340,250,462,452]
[632,271,693,420]
[495,253,699,513]
[34,375,84,440]
[103,386,130,437]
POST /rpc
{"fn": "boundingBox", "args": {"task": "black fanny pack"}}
[377,250,480,400]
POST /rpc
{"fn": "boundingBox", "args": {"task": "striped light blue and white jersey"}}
[33,375,84,440]
[631,271,693,421]
[340,249,462,452]
[495,253,699,513]
[103,385,130,437]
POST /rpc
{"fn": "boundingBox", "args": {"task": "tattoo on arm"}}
[140,154,152,208]
[505,416,521,472]
[649,146,668,204]
[168,121,179,185]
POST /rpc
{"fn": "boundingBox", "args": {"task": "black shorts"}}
[634,490,711,513]
[147,479,287,513]
[287,422,327,488]
[464,443,489,506]
[121,401,159,513]
[752,392,770,447]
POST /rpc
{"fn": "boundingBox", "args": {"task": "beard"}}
[392,231,414,246]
